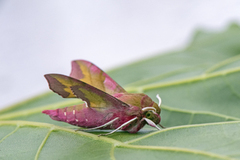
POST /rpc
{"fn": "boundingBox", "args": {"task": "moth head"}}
[142,94,162,124]
[142,107,161,124]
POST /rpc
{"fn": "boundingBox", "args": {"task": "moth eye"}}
[146,112,151,118]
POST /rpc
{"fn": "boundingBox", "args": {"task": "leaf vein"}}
[34,128,53,160]
[125,67,240,92]
[0,125,19,143]
[204,54,240,74]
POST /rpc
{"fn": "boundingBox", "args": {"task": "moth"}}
[42,60,163,136]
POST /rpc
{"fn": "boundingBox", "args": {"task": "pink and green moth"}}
[42,60,163,136]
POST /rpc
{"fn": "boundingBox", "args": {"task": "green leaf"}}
[0,121,238,160]
[0,92,72,115]
[1,23,240,159]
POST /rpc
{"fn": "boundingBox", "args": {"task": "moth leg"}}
[159,123,165,129]
[75,117,119,131]
[98,117,138,136]
[144,118,161,130]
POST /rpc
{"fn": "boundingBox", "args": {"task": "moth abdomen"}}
[42,109,61,121]
[42,106,77,123]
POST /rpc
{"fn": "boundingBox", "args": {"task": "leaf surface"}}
[1,23,240,159]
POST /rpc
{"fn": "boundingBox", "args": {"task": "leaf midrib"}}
[0,121,234,160]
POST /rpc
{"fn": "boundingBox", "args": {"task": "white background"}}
[1,1,240,109]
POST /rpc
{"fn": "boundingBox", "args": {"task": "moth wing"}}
[70,60,126,95]
[44,74,129,108]
[45,74,76,98]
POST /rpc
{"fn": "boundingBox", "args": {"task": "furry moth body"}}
[42,60,163,135]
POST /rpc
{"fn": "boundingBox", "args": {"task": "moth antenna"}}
[98,117,138,136]
[156,94,162,108]
[142,107,156,112]
[75,117,119,131]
